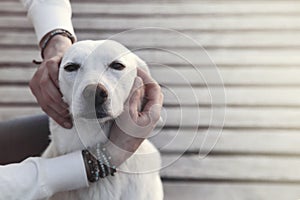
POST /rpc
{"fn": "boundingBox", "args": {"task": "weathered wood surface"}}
[1,0,300,199]
[161,155,300,181]
[4,1,300,15]
[2,15,300,31]
[2,85,300,106]
[163,182,300,200]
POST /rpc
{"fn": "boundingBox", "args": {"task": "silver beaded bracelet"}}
[84,143,117,182]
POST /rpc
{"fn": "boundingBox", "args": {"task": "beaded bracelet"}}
[95,143,117,177]
[40,28,75,59]
[82,143,117,183]
[82,150,100,182]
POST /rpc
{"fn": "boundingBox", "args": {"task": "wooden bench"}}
[1,0,300,199]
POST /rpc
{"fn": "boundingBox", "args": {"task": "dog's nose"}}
[83,84,108,105]
[95,84,108,105]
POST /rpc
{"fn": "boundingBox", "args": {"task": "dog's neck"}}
[49,118,114,155]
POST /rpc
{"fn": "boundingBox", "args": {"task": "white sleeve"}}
[0,151,89,200]
[20,0,76,43]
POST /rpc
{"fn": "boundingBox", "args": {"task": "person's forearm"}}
[104,129,144,167]
[0,151,88,200]
[21,0,75,43]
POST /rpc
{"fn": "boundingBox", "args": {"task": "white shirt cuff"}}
[22,0,76,43]
[40,150,89,195]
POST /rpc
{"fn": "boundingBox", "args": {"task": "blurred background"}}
[1,0,300,199]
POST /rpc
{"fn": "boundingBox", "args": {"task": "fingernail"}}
[63,122,72,129]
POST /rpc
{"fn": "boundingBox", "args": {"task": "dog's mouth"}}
[95,109,109,119]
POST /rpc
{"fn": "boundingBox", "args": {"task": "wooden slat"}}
[1,16,300,31]
[0,50,38,63]
[39,16,300,31]
[71,2,300,15]
[0,2,24,12]
[4,2,300,15]
[161,155,300,182]
[136,49,300,66]
[0,86,35,103]
[0,68,35,82]
[0,107,42,121]
[163,182,300,200]
[162,87,300,106]
[151,67,300,85]
[151,129,300,155]
[71,32,300,48]
[163,107,300,128]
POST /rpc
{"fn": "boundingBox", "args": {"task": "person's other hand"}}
[106,68,163,166]
[29,35,73,128]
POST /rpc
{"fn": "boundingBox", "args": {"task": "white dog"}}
[42,40,163,200]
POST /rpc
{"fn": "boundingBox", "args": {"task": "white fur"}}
[43,40,163,200]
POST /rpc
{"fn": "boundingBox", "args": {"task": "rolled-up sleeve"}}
[20,0,76,43]
[0,151,88,200]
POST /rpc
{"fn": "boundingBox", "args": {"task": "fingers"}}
[128,77,143,122]
[40,69,68,108]
[45,57,61,88]
[29,57,72,129]
[137,68,158,88]
[137,69,163,126]
[138,70,162,112]
[123,77,143,121]
[42,106,72,129]
[138,95,163,126]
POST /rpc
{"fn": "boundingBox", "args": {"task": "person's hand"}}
[104,68,163,166]
[29,35,73,128]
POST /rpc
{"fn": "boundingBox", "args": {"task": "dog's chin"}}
[97,115,112,123]
[75,111,112,122]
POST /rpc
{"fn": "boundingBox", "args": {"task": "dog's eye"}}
[64,63,80,72]
[109,61,125,71]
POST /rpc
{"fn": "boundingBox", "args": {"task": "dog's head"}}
[59,40,147,122]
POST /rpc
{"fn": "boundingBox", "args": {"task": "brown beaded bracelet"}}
[82,150,100,182]
[39,29,75,59]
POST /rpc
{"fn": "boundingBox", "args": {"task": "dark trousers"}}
[0,115,50,165]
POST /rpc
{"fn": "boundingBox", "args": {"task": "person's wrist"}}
[103,134,144,167]
[43,35,72,60]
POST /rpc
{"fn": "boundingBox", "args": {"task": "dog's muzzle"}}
[83,84,109,118]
